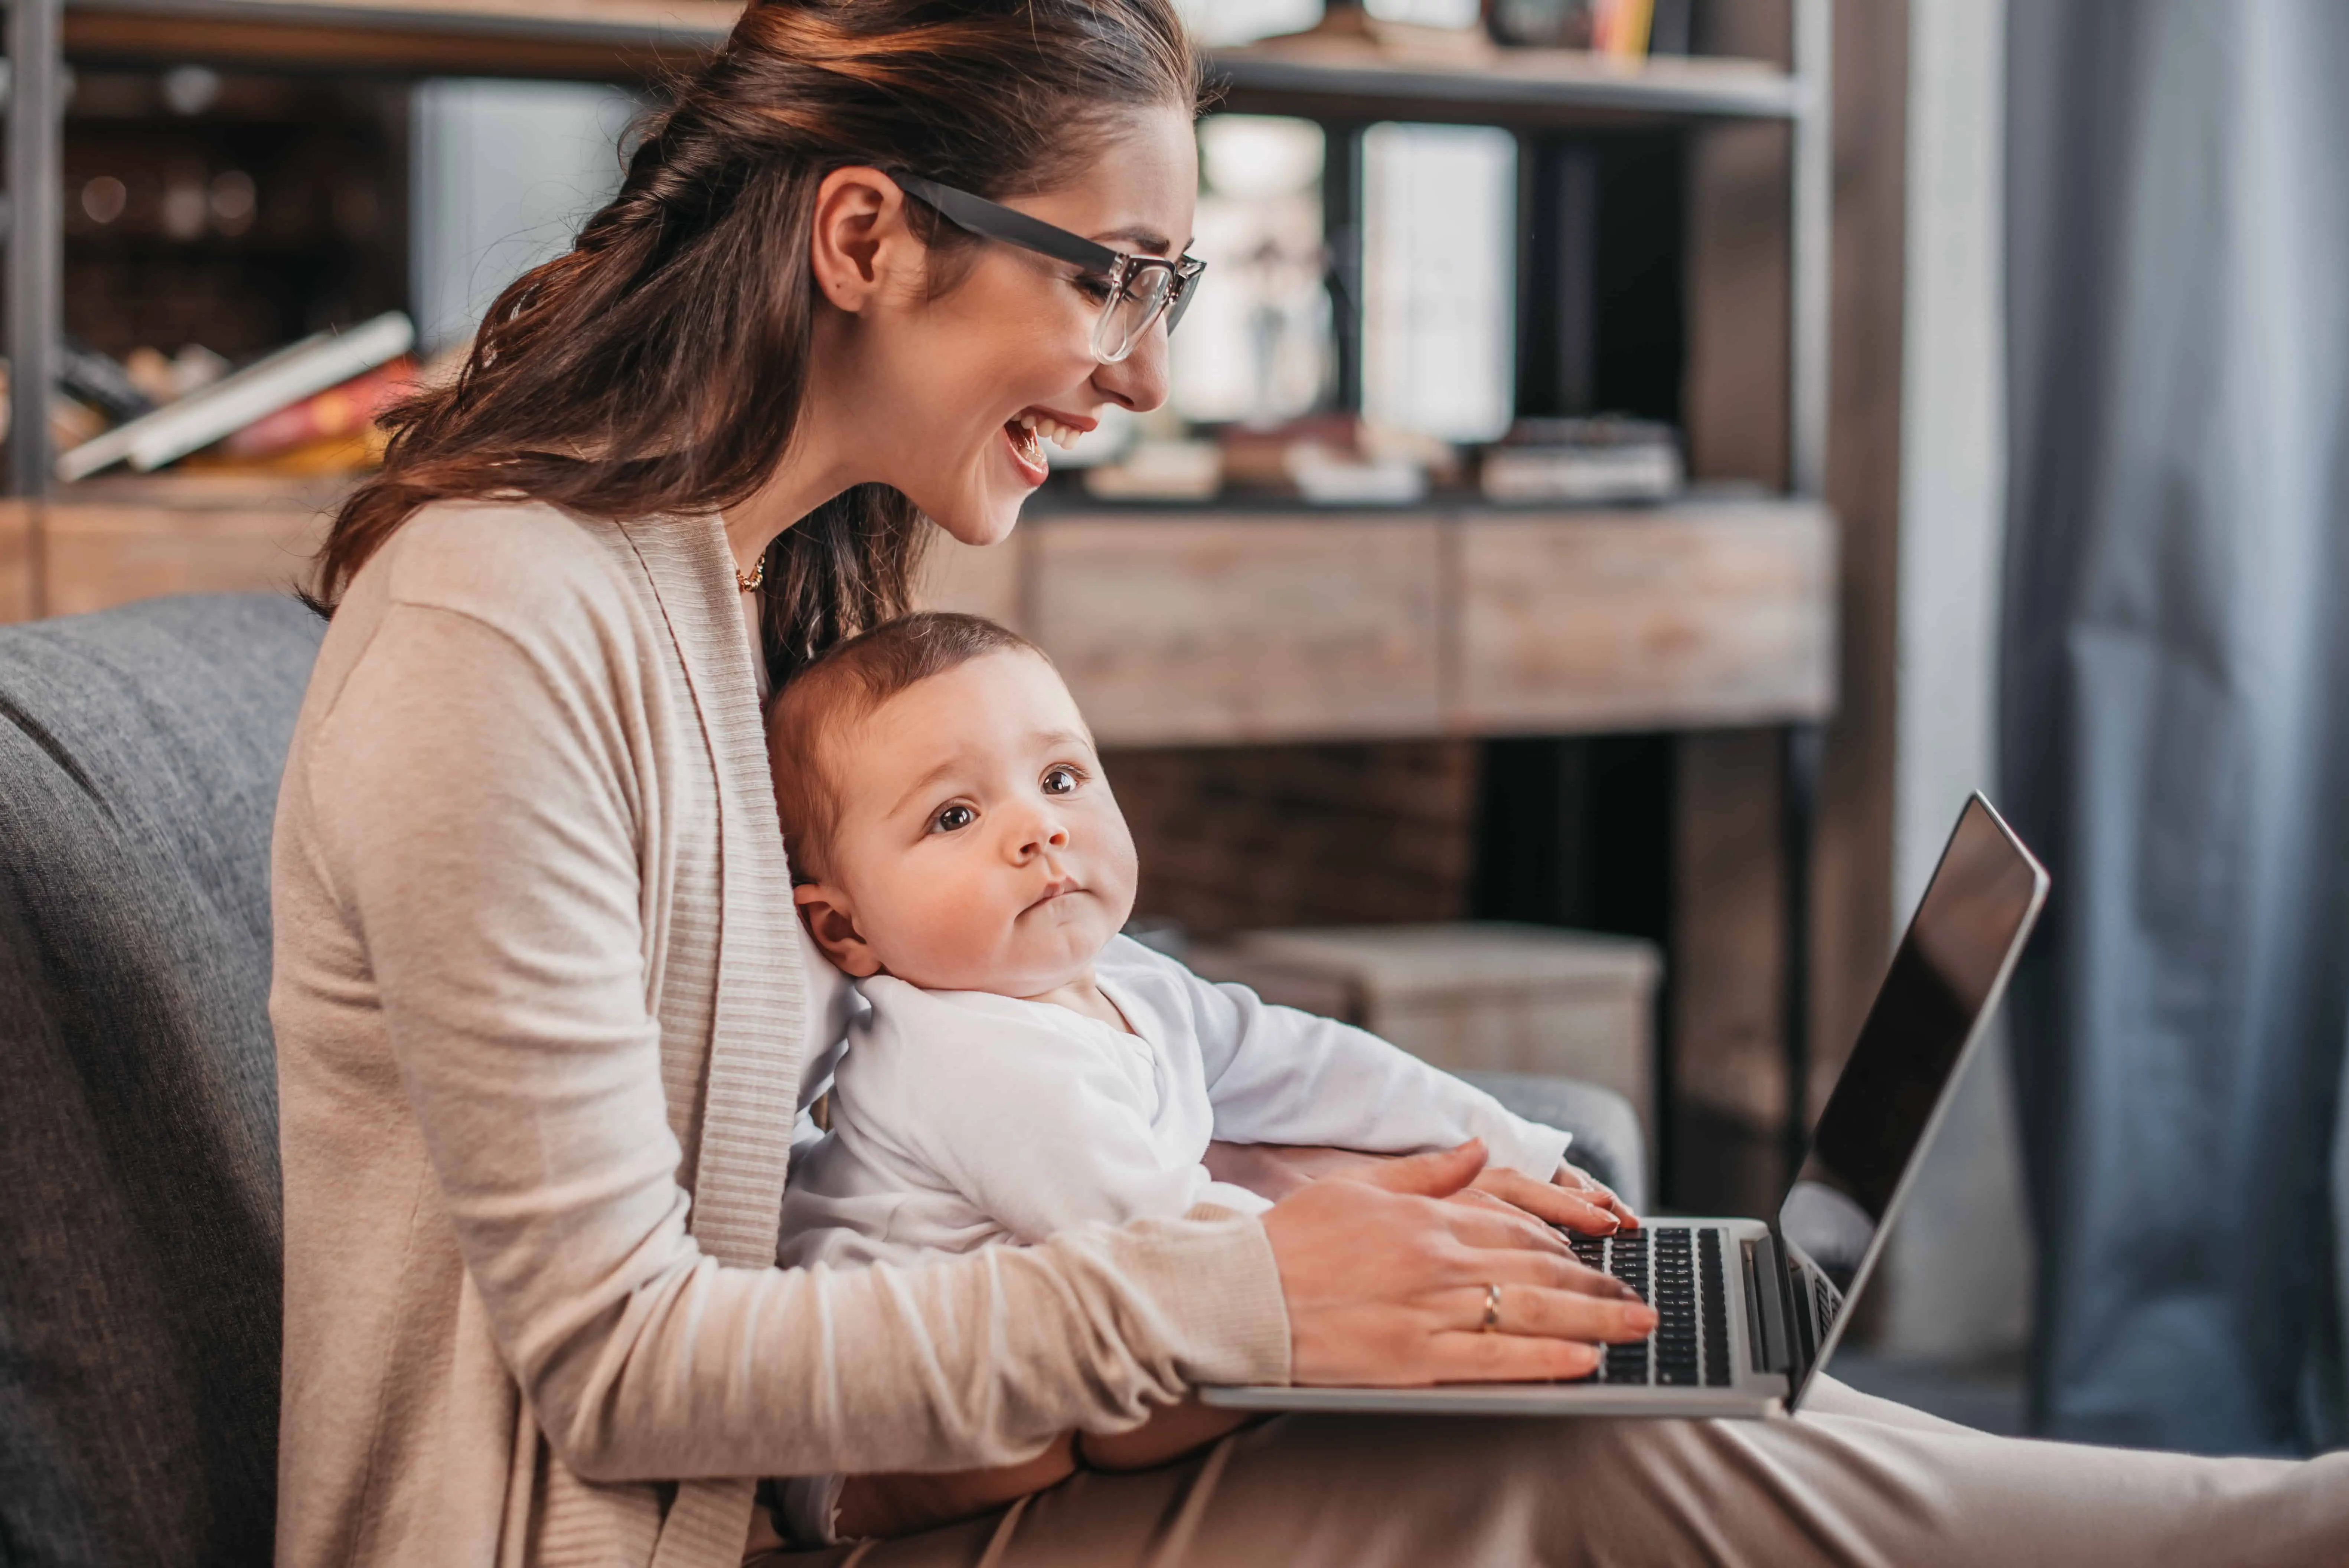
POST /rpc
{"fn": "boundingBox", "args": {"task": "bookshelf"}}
[4,0,1839,1192]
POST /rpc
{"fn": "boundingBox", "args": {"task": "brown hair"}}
[314,0,1197,687]
[767,610,1044,876]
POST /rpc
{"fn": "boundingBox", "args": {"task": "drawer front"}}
[1456,505,1836,732]
[1031,515,1444,746]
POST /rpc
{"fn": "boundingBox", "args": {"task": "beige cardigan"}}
[270,501,1292,1568]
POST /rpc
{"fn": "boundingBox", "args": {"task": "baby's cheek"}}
[860,867,992,987]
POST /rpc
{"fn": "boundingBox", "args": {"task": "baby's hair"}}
[767,610,1047,879]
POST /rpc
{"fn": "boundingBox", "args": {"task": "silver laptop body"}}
[1203,793,2050,1421]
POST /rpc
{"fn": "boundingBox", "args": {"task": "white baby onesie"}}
[778,935,1572,1270]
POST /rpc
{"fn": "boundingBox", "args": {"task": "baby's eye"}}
[1041,766,1080,796]
[931,803,976,834]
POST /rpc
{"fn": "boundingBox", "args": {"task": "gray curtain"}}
[2003,0,2349,1454]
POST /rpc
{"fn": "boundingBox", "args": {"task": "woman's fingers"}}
[1448,1239,1642,1301]
[1347,1139,1489,1199]
[1261,1144,1650,1388]
[1436,1192,1574,1256]
[1392,1202,1635,1298]
[1423,1332,1604,1384]
[1556,1163,1642,1228]
[1449,1281,1656,1342]
[1469,1167,1621,1235]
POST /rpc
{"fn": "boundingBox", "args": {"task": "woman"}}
[273,3,2348,1564]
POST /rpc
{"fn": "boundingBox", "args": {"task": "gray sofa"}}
[0,591,1646,1568]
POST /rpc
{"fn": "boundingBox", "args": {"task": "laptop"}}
[1201,792,2050,1420]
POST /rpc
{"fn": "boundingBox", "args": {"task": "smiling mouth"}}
[1004,418,1046,475]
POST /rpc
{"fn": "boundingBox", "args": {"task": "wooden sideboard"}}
[6,485,1835,748]
[926,500,1835,745]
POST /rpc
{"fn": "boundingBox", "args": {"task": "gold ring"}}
[1481,1282,1503,1333]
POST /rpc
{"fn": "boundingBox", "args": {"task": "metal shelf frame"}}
[3,0,1834,1186]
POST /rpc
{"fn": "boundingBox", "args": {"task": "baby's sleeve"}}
[867,1004,1270,1243]
[1171,956,1571,1181]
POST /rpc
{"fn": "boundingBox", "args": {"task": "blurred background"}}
[6,0,2345,1459]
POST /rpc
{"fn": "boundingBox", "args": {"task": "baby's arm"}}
[834,1435,1077,1540]
[901,1030,1270,1242]
[1079,1397,1255,1471]
[829,1400,1252,1539]
[1174,956,1571,1181]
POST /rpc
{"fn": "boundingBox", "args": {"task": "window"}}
[1362,123,1517,443]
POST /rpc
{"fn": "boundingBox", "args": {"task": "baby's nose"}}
[1013,811,1071,857]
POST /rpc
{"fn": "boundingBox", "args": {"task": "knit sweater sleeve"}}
[295,580,1289,1487]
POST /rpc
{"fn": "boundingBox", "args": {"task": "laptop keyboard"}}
[1565,1226,1735,1389]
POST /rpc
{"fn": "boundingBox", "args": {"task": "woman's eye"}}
[1041,766,1080,796]
[1074,272,1116,304]
[931,803,976,834]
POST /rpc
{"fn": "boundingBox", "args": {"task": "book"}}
[223,356,416,459]
[1488,0,1659,56]
[124,343,231,406]
[58,311,414,482]
[1479,416,1683,504]
[59,338,156,424]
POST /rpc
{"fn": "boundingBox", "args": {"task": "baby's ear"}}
[795,883,882,977]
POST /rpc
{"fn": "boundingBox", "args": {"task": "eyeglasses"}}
[894,171,1205,365]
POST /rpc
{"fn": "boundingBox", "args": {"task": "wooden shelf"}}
[65,0,739,78]
[34,475,343,618]
[64,0,1805,125]
[7,488,1834,743]
[0,502,36,623]
[1213,40,1807,126]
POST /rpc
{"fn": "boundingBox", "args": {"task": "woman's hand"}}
[1467,1161,1641,1235]
[1258,1140,1657,1386]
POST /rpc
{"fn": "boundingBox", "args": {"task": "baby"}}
[766,611,1629,1541]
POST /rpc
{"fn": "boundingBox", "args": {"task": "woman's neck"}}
[721,357,869,576]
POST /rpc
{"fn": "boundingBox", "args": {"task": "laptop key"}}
[1650,1229,1700,1387]
[1604,1233,1653,1384]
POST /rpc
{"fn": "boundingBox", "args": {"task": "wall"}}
[1111,740,1479,937]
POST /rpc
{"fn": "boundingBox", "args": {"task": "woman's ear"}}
[809,165,916,317]
[795,881,882,977]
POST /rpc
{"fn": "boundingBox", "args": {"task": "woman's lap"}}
[778,1378,2347,1568]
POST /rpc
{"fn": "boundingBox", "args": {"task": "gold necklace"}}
[735,554,765,593]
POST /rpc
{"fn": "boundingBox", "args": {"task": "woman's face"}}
[810,107,1197,548]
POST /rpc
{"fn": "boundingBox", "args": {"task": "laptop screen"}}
[1774,795,2049,1403]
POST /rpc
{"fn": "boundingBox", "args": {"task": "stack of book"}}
[1478,416,1683,505]
[56,311,417,483]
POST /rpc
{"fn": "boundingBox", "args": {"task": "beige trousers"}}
[773,1378,2349,1568]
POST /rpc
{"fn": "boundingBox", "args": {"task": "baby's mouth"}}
[1027,877,1083,910]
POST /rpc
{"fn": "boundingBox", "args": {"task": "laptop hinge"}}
[1744,1235,1791,1373]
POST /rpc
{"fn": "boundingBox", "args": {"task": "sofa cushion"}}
[0,593,323,1568]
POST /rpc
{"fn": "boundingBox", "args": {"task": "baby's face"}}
[795,650,1138,996]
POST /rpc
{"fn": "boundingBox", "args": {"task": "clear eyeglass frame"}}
[894,171,1205,365]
